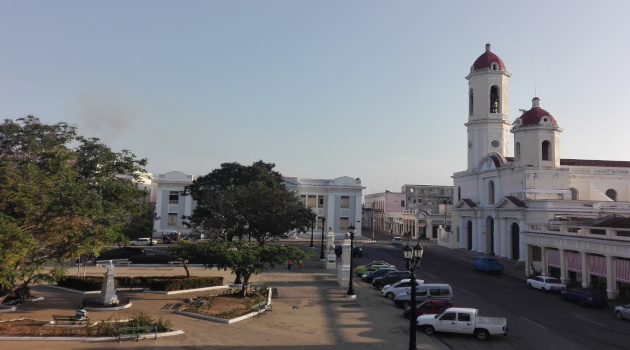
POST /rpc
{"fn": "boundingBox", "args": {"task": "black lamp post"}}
[346,224,357,298]
[403,239,424,350]
[319,217,326,260]
[310,214,315,248]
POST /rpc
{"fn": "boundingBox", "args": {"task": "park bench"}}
[52,315,89,325]
[114,260,131,266]
[251,301,268,316]
[118,325,158,342]
[189,297,206,308]
[168,261,183,266]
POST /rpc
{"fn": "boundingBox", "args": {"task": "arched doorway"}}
[485,216,494,255]
[510,222,520,260]
[467,220,473,250]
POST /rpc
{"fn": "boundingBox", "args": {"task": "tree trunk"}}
[234,273,242,285]
[183,262,191,278]
[240,274,252,298]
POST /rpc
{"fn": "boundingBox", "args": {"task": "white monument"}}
[337,234,351,288]
[326,230,336,269]
[96,260,119,306]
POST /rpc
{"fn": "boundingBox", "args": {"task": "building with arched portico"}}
[444,44,630,300]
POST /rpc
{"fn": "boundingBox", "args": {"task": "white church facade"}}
[445,44,630,299]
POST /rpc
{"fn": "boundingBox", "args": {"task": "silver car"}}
[615,304,630,320]
[391,237,403,245]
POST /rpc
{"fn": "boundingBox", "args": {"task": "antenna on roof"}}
[535,84,537,97]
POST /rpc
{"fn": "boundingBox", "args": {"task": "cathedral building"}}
[447,44,630,299]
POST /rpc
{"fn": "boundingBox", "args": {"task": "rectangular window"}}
[401,200,405,207]
[318,196,324,208]
[169,191,179,204]
[340,217,349,231]
[341,196,350,209]
[167,213,178,227]
[307,195,317,208]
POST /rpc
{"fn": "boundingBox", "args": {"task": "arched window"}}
[570,188,579,200]
[491,63,498,71]
[606,189,617,201]
[515,142,521,162]
[542,140,550,161]
[490,86,499,113]
[469,89,473,116]
[457,186,461,201]
[488,180,495,205]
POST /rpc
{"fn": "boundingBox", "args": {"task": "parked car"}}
[391,237,403,245]
[372,270,413,290]
[381,279,422,299]
[560,287,607,307]
[354,261,388,274]
[403,299,454,319]
[472,256,504,274]
[356,264,395,277]
[394,284,453,308]
[614,304,630,320]
[527,276,566,292]
[416,307,508,340]
[130,238,157,246]
[362,268,397,283]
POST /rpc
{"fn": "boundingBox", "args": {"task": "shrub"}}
[57,276,111,291]
[149,276,223,291]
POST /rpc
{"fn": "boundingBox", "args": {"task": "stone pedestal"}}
[96,260,119,306]
[337,237,351,287]
[326,231,336,269]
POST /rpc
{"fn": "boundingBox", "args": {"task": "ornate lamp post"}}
[319,217,326,260]
[310,213,315,248]
[346,224,357,298]
[403,239,424,350]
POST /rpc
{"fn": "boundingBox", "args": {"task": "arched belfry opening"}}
[542,140,550,161]
[469,89,474,116]
[490,86,499,113]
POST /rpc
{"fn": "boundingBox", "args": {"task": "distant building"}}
[151,172,364,239]
[362,185,453,240]
[447,44,630,299]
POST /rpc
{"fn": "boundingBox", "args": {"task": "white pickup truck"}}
[416,307,508,340]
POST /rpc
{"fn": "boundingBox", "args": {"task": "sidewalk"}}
[0,252,443,350]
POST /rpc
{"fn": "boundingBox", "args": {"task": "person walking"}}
[287,259,293,270]
[298,259,303,271]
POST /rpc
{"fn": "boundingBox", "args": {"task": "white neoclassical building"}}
[152,171,364,239]
[445,44,630,299]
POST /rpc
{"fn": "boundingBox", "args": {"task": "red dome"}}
[472,44,506,71]
[518,97,558,126]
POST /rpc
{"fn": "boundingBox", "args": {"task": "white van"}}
[393,283,453,308]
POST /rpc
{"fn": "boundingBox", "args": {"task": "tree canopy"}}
[184,161,314,245]
[174,240,313,297]
[0,116,149,302]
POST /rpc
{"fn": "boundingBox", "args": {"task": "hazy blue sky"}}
[2,1,629,195]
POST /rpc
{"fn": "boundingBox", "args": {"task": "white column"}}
[540,247,548,276]
[581,252,589,288]
[606,256,619,300]
[559,249,568,285]
[337,235,351,287]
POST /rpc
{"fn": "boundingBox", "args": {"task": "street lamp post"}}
[319,217,326,260]
[244,223,250,242]
[346,224,357,298]
[403,237,424,350]
[310,214,315,248]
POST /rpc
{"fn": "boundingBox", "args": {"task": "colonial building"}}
[362,185,453,240]
[152,172,364,239]
[446,44,630,299]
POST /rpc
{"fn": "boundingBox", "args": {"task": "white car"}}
[381,279,424,299]
[391,237,403,245]
[526,276,565,292]
[615,304,630,320]
[130,238,157,246]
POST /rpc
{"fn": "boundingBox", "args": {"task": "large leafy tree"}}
[0,116,149,302]
[175,240,312,297]
[184,161,313,245]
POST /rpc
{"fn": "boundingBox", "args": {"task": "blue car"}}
[361,268,397,283]
[560,287,607,307]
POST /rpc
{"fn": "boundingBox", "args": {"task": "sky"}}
[2,1,630,195]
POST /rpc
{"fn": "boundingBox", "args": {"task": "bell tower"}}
[465,44,511,171]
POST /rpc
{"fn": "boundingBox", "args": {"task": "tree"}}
[174,240,312,297]
[183,160,313,245]
[0,116,149,303]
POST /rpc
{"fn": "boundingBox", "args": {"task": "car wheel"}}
[542,287,548,293]
[423,326,435,336]
[475,329,489,340]
[386,292,395,299]
[527,283,533,289]
[579,300,585,307]
[616,311,624,320]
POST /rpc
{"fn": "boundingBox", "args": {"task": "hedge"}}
[57,275,223,292]
[148,276,224,292]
